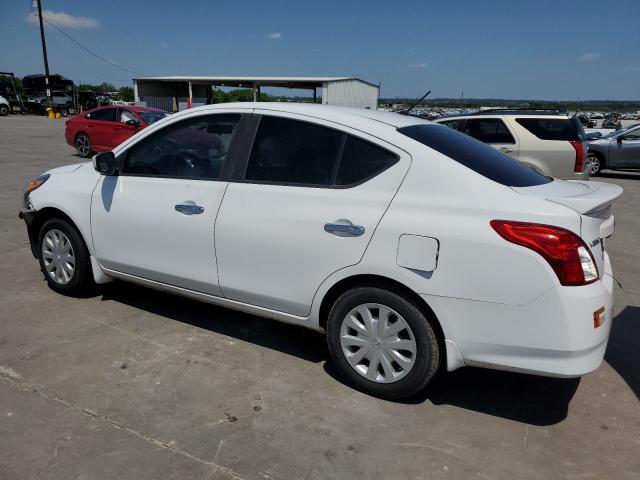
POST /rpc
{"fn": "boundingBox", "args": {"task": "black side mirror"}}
[93,152,117,175]
[126,119,140,127]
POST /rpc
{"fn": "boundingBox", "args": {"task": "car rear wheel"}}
[37,218,95,296]
[326,286,440,399]
[75,133,92,158]
[587,152,603,176]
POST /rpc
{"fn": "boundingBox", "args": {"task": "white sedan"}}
[20,103,622,399]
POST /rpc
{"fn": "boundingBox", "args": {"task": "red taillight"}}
[490,220,598,286]
[570,140,584,173]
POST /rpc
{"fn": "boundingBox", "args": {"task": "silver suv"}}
[435,110,589,180]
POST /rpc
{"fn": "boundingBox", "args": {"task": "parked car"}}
[435,110,589,180]
[0,95,9,116]
[587,123,640,175]
[20,103,622,399]
[65,105,169,157]
[576,114,596,128]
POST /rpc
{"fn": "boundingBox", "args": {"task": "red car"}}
[65,105,168,158]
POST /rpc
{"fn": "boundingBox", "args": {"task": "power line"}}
[42,17,146,77]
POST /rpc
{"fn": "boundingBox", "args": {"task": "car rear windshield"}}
[515,118,582,141]
[397,124,551,187]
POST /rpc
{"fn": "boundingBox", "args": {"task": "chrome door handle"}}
[324,222,365,237]
[175,204,204,215]
[499,147,513,153]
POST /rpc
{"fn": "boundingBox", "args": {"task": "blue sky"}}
[1,0,639,100]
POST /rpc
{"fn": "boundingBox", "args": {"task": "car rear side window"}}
[463,118,515,144]
[123,114,240,179]
[87,108,116,121]
[439,119,465,131]
[245,116,343,186]
[515,118,581,141]
[398,124,550,187]
[336,136,399,186]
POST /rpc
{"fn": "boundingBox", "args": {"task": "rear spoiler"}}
[513,180,623,215]
[546,181,623,215]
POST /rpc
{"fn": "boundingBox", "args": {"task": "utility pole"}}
[34,0,52,108]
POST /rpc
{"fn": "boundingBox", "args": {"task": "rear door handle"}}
[499,147,513,153]
[175,204,204,215]
[324,221,365,237]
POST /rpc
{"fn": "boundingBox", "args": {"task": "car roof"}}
[87,105,165,113]
[437,109,570,120]
[184,102,430,128]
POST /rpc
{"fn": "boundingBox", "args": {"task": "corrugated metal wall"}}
[137,96,173,112]
[322,80,379,110]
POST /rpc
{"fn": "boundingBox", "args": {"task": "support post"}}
[313,88,317,103]
[35,0,52,108]
[133,79,139,103]
[188,81,193,108]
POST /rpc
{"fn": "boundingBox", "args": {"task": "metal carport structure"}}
[132,76,379,111]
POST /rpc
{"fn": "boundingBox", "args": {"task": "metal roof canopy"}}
[133,75,378,89]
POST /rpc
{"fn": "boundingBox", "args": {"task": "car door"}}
[110,108,142,149]
[91,111,248,295]
[214,112,410,317]
[463,118,519,160]
[86,107,118,151]
[610,126,640,168]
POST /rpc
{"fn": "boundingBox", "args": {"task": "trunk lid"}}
[513,180,623,278]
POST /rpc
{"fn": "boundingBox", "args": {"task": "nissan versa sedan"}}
[20,103,622,399]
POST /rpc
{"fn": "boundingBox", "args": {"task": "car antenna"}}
[399,90,431,115]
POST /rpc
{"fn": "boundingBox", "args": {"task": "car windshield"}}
[603,123,639,138]
[137,111,168,125]
[398,123,551,187]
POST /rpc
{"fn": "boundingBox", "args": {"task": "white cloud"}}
[409,62,428,68]
[267,32,282,40]
[27,10,98,29]
[579,52,600,61]
[160,41,168,49]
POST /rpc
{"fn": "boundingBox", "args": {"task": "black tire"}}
[75,133,93,158]
[59,107,68,117]
[0,105,8,116]
[587,152,604,176]
[326,286,440,400]
[37,218,95,296]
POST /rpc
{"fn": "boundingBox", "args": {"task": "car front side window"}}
[122,113,241,179]
[622,127,640,140]
[119,109,137,123]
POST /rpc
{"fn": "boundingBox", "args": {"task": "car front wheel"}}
[75,133,92,158]
[37,218,95,296]
[326,286,440,399]
[0,105,9,116]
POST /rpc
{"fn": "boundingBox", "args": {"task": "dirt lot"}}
[1,115,638,480]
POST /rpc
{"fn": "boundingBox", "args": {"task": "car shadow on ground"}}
[97,282,640,426]
[598,170,640,180]
[99,282,327,363]
[605,305,640,399]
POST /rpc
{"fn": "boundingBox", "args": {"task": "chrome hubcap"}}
[587,154,600,174]
[340,303,417,383]
[75,136,90,156]
[42,229,75,285]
